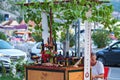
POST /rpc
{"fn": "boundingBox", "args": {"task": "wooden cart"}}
[25,65,84,80]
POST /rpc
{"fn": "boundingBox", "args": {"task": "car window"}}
[57,43,63,50]
[36,43,42,49]
[0,40,13,49]
[112,42,120,49]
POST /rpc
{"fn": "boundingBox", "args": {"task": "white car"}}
[30,42,64,58]
[30,41,76,58]
[0,39,27,70]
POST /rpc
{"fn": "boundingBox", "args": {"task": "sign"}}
[84,10,92,80]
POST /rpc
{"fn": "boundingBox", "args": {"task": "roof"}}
[15,31,32,34]
[1,20,19,26]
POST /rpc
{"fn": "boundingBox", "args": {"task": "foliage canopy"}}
[18,0,118,41]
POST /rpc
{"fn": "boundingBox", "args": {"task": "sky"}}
[110,0,120,19]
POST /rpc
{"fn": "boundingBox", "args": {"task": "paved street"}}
[108,67,120,80]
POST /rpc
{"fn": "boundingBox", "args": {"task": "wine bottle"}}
[41,39,44,51]
[65,51,69,67]
[55,40,57,52]
[57,51,63,65]
[72,51,75,57]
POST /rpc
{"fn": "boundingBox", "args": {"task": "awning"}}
[0,25,14,29]
[15,31,31,34]
[14,24,27,29]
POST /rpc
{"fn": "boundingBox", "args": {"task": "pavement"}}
[108,67,120,80]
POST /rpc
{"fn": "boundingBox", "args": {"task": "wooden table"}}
[25,65,84,80]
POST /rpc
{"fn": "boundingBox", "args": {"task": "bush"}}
[0,75,21,80]
[0,62,20,80]
[32,30,42,42]
[92,29,110,48]
[0,32,7,40]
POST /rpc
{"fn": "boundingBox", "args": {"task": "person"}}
[26,33,35,42]
[73,52,104,80]
[91,53,104,80]
[109,32,118,43]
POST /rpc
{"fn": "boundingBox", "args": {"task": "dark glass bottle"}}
[65,51,69,67]
[41,39,44,63]
[55,41,57,52]
[72,51,75,57]
[53,40,57,52]
[41,39,44,51]
[57,51,63,65]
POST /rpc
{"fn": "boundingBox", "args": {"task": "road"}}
[108,67,120,80]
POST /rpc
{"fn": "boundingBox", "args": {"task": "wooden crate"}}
[25,65,84,80]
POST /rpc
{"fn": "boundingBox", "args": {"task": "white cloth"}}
[92,61,104,80]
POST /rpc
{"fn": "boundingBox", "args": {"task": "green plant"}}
[18,0,115,41]
[60,31,75,47]
[0,75,21,80]
[0,58,33,80]
[32,29,42,42]
[0,62,20,80]
[0,14,4,22]
[0,62,7,76]
[15,59,34,80]
[110,21,120,39]
[92,29,110,48]
[0,32,7,40]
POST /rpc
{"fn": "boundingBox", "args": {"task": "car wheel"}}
[97,57,105,65]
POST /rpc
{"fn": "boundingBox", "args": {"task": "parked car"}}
[30,42,42,57]
[30,42,63,58]
[0,39,28,70]
[96,40,120,65]
[30,41,76,58]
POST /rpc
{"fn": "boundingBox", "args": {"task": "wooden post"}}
[49,8,53,46]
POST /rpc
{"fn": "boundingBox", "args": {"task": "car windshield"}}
[56,42,63,50]
[0,40,13,49]
[106,40,118,48]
